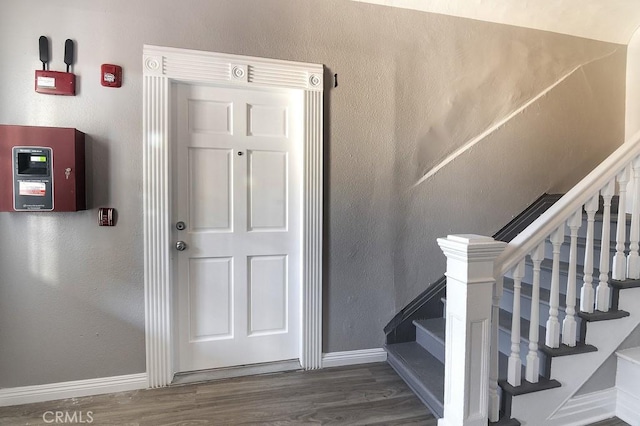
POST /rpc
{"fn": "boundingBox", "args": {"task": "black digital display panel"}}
[12,147,53,211]
[17,152,50,175]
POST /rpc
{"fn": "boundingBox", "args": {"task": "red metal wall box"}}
[0,125,86,212]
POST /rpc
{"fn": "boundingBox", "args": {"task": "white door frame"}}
[142,45,324,388]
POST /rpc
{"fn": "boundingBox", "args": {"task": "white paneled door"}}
[174,83,302,372]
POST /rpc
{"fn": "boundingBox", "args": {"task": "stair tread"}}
[498,377,562,396]
[610,278,640,289]
[489,417,521,426]
[539,342,598,357]
[496,311,601,363]
[578,309,630,322]
[498,350,561,394]
[385,342,444,418]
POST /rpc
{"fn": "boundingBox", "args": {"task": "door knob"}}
[176,241,187,251]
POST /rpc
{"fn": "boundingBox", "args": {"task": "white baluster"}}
[525,242,545,383]
[562,210,582,346]
[581,195,599,313]
[596,180,615,312]
[546,226,565,348]
[612,167,630,280]
[489,281,501,422]
[628,158,640,279]
[507,260,525,386]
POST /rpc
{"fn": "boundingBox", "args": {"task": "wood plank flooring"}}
[590,418,631,426]
[0,363,435,425]
[0,362,631,425]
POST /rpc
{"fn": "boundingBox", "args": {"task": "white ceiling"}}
[351,0,640,44]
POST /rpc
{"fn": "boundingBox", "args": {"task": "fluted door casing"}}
[143,45,324,387]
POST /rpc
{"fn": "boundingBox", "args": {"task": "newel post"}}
[437,235,507,426]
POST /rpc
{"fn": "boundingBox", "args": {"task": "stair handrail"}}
[439,131,640,425]
[495,129,640,277]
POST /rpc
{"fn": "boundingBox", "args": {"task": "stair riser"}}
[501,287,572,330]
[497,327,549,378]
[415,325,445,364]
[577,218,628,242]
[544,239,616,267]
[518,265,603,296]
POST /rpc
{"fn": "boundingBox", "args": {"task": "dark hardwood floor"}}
[0,362,631,425]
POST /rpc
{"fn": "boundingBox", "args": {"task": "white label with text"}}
[19,181,46,196]
[37,76,56,88]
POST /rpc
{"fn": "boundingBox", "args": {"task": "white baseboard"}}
[322,348,387,368]
[548,388,617,426]
[0,349,388,408]
[0,373,148,407]
[617,387,640,426]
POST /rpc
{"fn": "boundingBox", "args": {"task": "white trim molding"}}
[0,373,147,407]
[617,387,640,425]
[549,388,617,426]
[546,381,640,425]
[616,347,640,425]
[322,348,388,368]
[143,45,324,388]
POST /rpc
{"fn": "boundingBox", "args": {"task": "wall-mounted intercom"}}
[0,125,86,212]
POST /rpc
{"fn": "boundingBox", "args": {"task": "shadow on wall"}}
[85,134,110,210]
[0,209,145,387]
[0,269,145,387]
[322,66,335,353]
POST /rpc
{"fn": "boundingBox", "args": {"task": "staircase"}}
[385,194,562,420]
[385,135,640,425]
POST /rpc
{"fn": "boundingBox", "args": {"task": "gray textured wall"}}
[393,50,627,310]
[0,0,626,388]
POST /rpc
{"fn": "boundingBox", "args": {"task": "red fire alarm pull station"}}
[35,36,76,96]
[101,64,122,87]
[0,125,86,212]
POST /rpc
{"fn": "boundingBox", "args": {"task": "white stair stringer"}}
[509,287,640,425]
